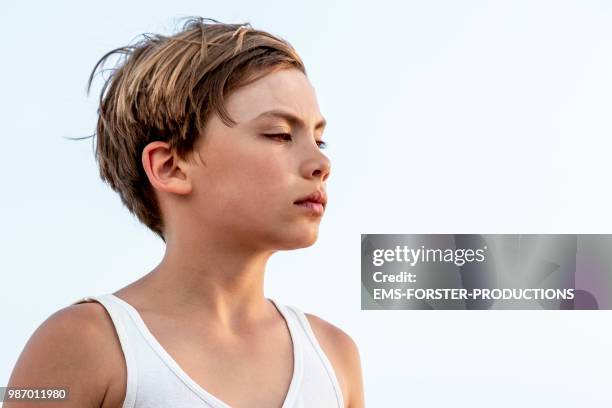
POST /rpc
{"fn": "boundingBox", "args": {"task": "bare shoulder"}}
[304,312,365,408]
[5,301,126,408]
[303,312,360,359]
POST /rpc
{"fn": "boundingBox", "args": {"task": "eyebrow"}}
[252,109,327,131]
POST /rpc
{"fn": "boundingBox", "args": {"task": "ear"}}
[141,141,192,195]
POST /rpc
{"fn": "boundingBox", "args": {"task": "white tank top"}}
[71,294,344,408]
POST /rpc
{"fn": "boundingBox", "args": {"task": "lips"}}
[294,200,324,216]
[294,190,327,209]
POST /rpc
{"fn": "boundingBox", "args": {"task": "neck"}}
[129,227,277,333]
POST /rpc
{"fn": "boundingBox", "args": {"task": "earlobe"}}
[141,141,193,195]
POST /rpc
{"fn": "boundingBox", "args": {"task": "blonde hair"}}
[87,17,305,242]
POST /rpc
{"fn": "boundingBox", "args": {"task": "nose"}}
[300,150,331,182]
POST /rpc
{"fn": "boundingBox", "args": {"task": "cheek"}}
[207,151,291,210]
[243,158,291,208]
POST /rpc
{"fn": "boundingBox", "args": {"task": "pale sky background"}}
[2,0,612,406]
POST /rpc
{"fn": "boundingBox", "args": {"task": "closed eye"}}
[264,133,292,142]
[263,133,328,149]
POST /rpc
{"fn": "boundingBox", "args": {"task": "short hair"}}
[87,17,306,242]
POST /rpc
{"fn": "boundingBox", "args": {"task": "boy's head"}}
[90,17,330,246]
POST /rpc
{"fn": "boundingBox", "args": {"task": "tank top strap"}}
[275,302,345,408]
[71,294,138,408]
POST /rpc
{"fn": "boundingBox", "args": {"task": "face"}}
[185,68,331,251]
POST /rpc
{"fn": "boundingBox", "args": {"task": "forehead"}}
[224,68,323,125]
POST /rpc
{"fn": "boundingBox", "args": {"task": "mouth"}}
[294,200,325,216]
[294,189,327,216]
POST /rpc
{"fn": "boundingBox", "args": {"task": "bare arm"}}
[305,313,365,408]
[3,303,119,408]
[325,326,364,408]
[340,333,365,408]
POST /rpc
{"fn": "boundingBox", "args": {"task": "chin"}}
[277,229,319,250]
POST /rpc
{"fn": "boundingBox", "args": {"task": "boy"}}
[5,17,364,408]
